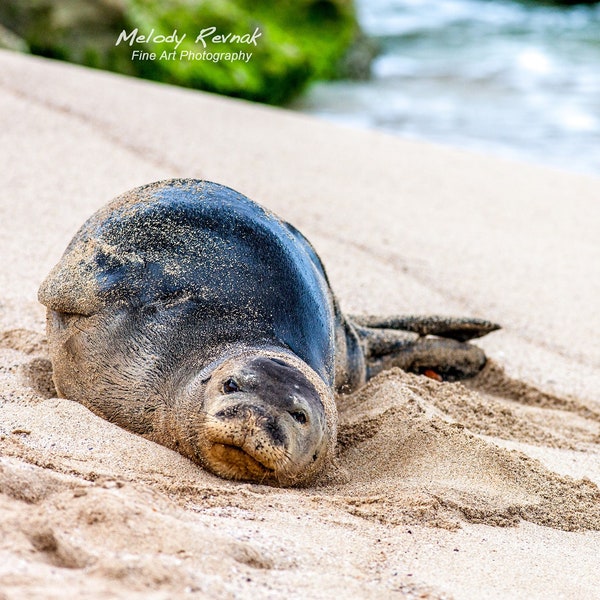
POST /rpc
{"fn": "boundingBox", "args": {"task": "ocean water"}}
[292,0,600,175]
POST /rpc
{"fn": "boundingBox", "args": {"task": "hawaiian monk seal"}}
[38,179,499,486]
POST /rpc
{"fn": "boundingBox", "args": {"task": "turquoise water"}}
[293,0,600,174]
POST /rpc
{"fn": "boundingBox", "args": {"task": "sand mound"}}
[323,369,600,531]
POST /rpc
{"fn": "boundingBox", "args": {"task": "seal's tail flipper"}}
[349,316,499,382]
[348,315,500,343]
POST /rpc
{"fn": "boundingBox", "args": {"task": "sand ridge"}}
[325,368,600,531]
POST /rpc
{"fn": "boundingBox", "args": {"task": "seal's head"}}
[176,351,336,487]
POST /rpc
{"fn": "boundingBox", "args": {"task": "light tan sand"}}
[0,50,599,599]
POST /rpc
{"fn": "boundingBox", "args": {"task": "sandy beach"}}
[0,49,599,599]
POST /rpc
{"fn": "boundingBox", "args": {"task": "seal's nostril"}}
[265,418,286,445]
[289,410,307,425]
[215,404,247,419]
[215,406,232,419]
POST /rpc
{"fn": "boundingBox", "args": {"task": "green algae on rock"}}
[0,0,362,104]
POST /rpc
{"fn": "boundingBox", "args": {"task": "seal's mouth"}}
[209,443,275,480]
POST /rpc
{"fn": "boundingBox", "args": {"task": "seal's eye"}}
[223,378,239,394]
[290,410,307,425]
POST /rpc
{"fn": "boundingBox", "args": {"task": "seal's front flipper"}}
[354,325,487,381]
[349,315,500,342]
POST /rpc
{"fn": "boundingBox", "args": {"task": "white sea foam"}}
[293,0,600,175]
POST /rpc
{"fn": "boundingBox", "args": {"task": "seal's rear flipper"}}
[351,324,488,381]
[349,315,500,342]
